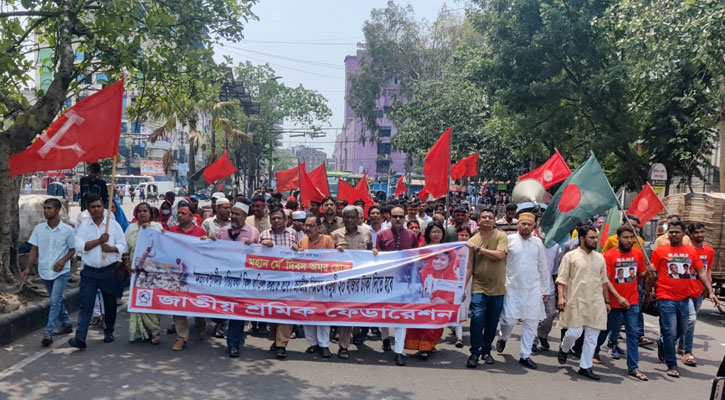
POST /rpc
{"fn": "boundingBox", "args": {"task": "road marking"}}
[0,337,67,380]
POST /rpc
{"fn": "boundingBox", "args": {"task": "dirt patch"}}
[0,273,80,315]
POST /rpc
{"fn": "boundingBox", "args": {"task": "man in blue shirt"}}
[22,198,76,346]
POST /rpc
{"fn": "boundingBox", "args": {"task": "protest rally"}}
[2,1,725,399]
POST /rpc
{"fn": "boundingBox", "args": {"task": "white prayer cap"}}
[216,198,230,206]
[292,211,307,221]
[212,192,226,200]
[284,209,291,217]
[232,202,249,214]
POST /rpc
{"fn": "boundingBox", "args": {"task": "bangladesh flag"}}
[540,153,618,247]
[598,207,622,251]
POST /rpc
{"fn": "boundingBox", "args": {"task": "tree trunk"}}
[188,140,197,193]
[0,140,21,283]
[719,103,725,192]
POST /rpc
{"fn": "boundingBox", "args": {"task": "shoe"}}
[352,334,363,346]
[371,328,381,336]
[496,339,506,353]
[394,353,406,366]
[455,337,464,348]
[609,346,622,360]
[305,345,320,354]
[338,348,350,360]
[275,347,287,359]
[557,348,568,365]
[214,324,225,339]
[269,343,279,352]
[172,338,186,351]
[382,338,392,352]
[57,324,73,335]
[68,337,87,349]
[41,332,53,347]
[418,352,429,361]
[103,333,115,343]
[657,339,665,362]
[538,336,550,351]
[320,347,331,358]
[90,316,102,326]
[167,325,176,334]
[519,357,537,369]
[577,367,600,380]
[483,354,495,364]
[531,344,540,353]
[466,354,479,368]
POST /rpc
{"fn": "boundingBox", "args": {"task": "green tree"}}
[0,0,257,283]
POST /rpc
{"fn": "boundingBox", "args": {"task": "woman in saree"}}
[404,222,459,360]
[124,202,164,344]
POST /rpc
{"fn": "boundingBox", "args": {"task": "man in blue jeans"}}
[593,226,649,380]
[22,198,76,346]
[464,208,508,368]
[650,221,718,378]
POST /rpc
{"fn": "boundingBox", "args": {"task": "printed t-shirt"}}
[604,247,645,307]
[689,244,714,298]
[650,244,703,301]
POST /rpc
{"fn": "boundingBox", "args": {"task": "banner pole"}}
[102,155,118,260]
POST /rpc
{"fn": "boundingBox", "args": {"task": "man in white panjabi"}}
[556,224,610,381]
[495,213,550,369]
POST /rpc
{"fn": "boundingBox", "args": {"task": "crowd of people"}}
[21,165,720,380]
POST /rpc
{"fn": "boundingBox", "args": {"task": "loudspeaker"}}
[512,179,546,205]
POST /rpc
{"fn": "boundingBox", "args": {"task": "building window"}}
[83,75,93,84]
[96,73,108,83]
[375,109,384,118]
[379,126,391,137]
[377,142,391,155]
[376,159,390,173]
[131,122,141,133]
[121,122,128,133]
[383,106,390,114]
[64,98,72,108]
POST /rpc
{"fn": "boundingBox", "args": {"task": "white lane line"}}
[0,337,67,380]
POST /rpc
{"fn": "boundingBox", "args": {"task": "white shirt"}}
[502,234,549,321]
[28,221,75,280]
[369,225,388,247]
[75,217,127,268]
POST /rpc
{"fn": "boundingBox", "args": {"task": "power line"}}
[240,39,359,46]
[224,46,345,70]
[222,49,346,80]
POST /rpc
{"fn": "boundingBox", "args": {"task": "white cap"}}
[232,202,249,214]
[292,211,307,221]
[284,209,291,217]
[212,192,226,200]
[216,198,230,206]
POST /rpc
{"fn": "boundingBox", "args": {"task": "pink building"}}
[334,50,406,179]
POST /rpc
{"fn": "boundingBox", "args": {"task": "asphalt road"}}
[1,297,723,400]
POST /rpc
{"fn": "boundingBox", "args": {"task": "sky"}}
[213,0,452,158]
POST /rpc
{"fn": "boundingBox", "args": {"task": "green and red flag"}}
[598,207,622,251]
[540,153,618,247]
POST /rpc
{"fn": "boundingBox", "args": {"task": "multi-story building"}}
[334,49,405,179]
[293,145,327,171]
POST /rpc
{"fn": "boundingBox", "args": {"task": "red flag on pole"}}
[519,150,571,189]
[394,175,407,197]
[354,173,375,216]
[423,127,452,198]
[10,79,124,176]
[276,165,299,192]
[418,187,430,203]
[337,178,361,205]
[203,150,237,183]
[627,183,665,225]
[300,163,323,207]
[451,153,479,180]
[309,163,330,196]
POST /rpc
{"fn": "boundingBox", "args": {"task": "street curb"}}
[0,288,80,347]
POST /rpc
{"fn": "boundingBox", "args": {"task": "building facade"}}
[334,49,405,179]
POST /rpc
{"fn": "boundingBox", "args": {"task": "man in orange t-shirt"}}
[650,221,718,378]
[678,223,715,367]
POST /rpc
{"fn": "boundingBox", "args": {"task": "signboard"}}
[140,160,165,177]
[648,163,667,195]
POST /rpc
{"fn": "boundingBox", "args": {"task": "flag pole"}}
[102,155,118,260]
[445,128,452,229]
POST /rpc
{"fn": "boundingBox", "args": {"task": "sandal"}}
[228,348,240,358]
[338,348,350,360]
[682,354,697,366]
[629,369,648,381]
[151,334,161,345]
[638,336,653,346]
[666,369,680,378]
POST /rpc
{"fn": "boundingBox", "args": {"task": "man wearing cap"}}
[496,213,550,369]
[219,202,260,357]
[202,197,231,239]
[246,194,270,233]
[291,211,307,242]
[211,192,225,216]
[320,196,343,235]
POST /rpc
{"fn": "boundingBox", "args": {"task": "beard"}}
[584,241,597,251]
[231,221,241,229]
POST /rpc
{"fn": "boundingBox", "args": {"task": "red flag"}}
[337,178,361,205]
[424,127,451,198]
[354,173,375,216]
[300,163,323,207]
[627,183,665,225]
[418,187,430,202]
[276,165,299,192]
[451,153,479,180]
[309,163,330,196]
[394,175,407,197]
[519,150,571,189]
[203,150,237,183]
[10,79,124,176]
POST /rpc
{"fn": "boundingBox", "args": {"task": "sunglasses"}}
[391,215,405,219]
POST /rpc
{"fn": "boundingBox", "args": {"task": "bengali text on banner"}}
[128,229,469,328]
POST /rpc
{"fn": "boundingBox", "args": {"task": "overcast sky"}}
[214,1,456,159]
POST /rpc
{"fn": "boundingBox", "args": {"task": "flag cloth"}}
[418,187,430,203]
[519,150,572,189]
[627,183,664,226]
[276,165,299,192]
[354,173,375,216]
[423,127,452,198]
[337,178,361,206]
[10,79,124,176]
[451,153,479,180]
[540,153,619,247]
[300,163,323,207]
[394,175,407,197]
[203,150,237,183]
[598,207,622,251]
[309,163,330,196]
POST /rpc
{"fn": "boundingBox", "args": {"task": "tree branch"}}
[0,10,61,17]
